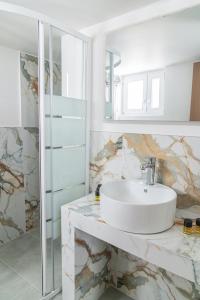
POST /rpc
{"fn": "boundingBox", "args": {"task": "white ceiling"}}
[0,0,159,55]
[3,0,158,30]
[1,0,199,60]
[0,12,38,55]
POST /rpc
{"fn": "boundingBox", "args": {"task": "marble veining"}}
[0,128,39,245]
[23,128,39,231]
[0,128,25,245]
[62,195,200,300]
[0,52,55,245]
[75,229,111,299]
[110,247,200,300]
[20,52,61,127]
[90,132,200,219]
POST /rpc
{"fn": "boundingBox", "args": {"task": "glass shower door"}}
[39,22,90,298]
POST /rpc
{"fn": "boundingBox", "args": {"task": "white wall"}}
[164,62,193,121]
[91,33,106,130]
[106,9,200,76]
[0,45,21,127]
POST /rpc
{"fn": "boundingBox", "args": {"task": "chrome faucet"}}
[140,157,156,185]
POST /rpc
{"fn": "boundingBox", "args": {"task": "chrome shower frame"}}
[38,21,91,300]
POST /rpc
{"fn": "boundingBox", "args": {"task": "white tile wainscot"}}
[61,194,200,300]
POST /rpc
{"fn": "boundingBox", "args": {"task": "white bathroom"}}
[0,0,200,299]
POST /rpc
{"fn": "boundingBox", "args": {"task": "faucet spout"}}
[140,157,156,185]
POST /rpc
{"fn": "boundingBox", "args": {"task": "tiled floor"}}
[0,228,62,300]
[0,229,134,300]
[99,288,132,300]
[52,293,62,300]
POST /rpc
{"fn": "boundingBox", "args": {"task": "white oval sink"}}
[100,180,177,234]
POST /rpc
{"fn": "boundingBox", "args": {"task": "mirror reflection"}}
[105,6,200,121]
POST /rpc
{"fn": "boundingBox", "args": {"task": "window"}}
[147,71,164,114]
[151,78,160,109]
[122,73,147,115]
[121,70,164,118]
[127,80,144,110]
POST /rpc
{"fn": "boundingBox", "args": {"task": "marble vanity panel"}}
[22,128,39,231]
[62,206,76,300]
[62,197,200,300]
[62,206,111,300]
[90,131,200,219]
[110,247,200,300]
[0,128,25,245]
[75,229,111,299]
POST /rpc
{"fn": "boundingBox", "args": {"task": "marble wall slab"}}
[0,128,25,245]
[20,52,61,127]
[20,53,39,127]
[90,131,200,219]
[22,128,39,231]
[0,52,62,245]
[0,128,39,246]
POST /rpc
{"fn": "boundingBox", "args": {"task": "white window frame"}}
[117,69,165,120]
[122,72,148,115]
[147,70,164,116]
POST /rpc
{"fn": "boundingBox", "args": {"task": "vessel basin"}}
[100,180,177,234]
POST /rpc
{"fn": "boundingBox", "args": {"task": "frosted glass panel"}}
[46,184,85,220]
[45,95,86,116]
[45,117,85,147]
[105,102,112,119]
[42,24,88,295]
[53,219,61,239]
[46,146,86,191]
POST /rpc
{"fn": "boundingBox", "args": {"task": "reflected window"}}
[122,70,164,117]
[151,78,160,109]
[127,80,144,110]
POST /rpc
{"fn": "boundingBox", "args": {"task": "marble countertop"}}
[62,194,200,286]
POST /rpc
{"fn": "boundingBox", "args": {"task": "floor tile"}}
[29,227,40,240]
[52,292,62,300]
[0,232,62,297]
[0,260,40,300]
[100,287,132,300]
[46,238,62,293]
[12,285,41,300]
[0,233,41,290]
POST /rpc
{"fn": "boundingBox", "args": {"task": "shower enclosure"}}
[0,3,91,299]
[39,23,91,298]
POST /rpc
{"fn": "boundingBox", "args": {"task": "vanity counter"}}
[61,194,200,300]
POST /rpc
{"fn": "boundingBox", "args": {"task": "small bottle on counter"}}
[195,218,200,234]
[183,218,193,235]
[95,184,102,201]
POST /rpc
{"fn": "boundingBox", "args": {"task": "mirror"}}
[105,6,200,121]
